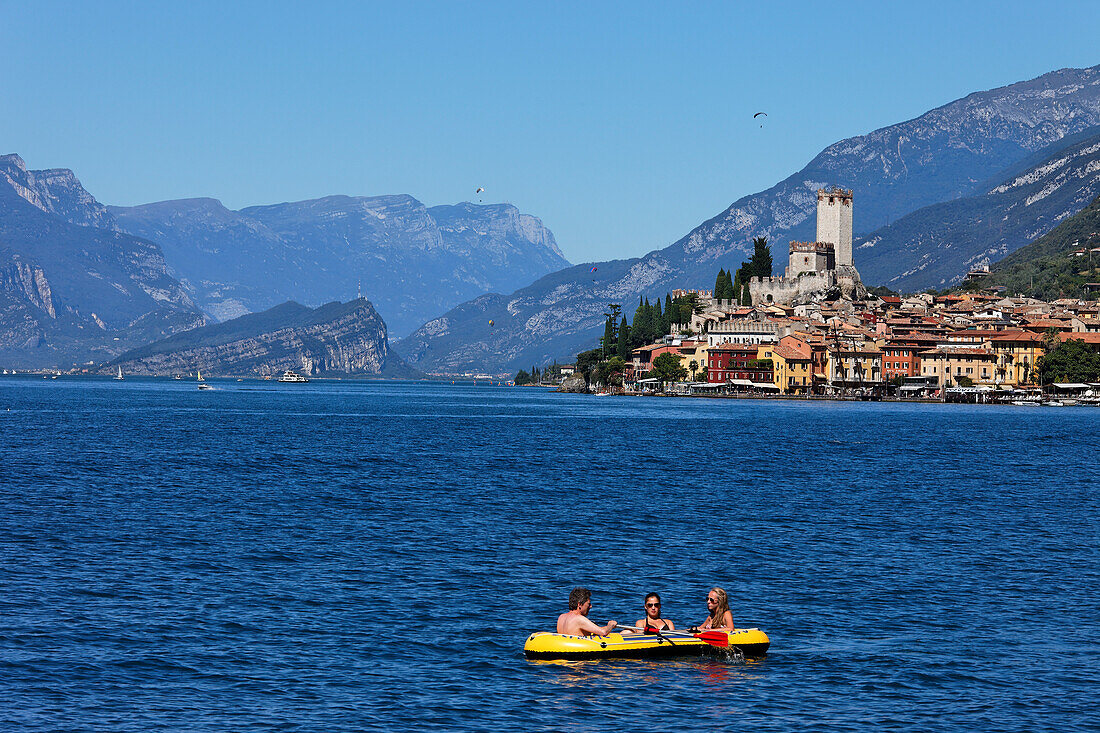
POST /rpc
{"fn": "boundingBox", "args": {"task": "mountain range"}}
[969,191,1100,300]
[0,153,568,369]
[399,64,1100,374]
[0,154,205,368]
[856,127,1100,292]
[109,195,569,336]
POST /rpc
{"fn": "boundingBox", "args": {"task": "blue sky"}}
[2,1,1098,264]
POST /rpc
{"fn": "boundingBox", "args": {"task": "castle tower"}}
[816,188,853,268]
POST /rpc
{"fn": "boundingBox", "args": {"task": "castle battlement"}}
[817,187,853,203]
[789,241,835,254]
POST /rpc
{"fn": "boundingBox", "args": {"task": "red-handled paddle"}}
[620,625,729,648]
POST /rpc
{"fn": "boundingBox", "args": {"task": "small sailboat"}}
[197,370,213,390]
[115,366,124,381]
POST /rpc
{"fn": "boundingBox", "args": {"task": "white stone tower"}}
[816,188,853,268]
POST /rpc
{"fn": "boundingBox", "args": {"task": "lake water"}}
[1,377,1097,731]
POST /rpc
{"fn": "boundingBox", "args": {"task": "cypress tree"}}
[602,314,614,358]
[714,268,726,299]
[617,317,631,360]
[654,298,665,339]
[723,269,735,299]
[630,302,643,347]
[750,237,772,279]
[663,293,674,331]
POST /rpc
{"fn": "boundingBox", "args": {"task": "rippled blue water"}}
[1,377,1097,731]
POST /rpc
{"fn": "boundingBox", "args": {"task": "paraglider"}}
[476,186,485,202]
[488,319,494,327]
[590,266,598,273]
[476,187,484,194]
[754,112,767,128]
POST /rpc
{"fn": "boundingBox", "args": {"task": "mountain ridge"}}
[854,127,1100,291]
[110,193,571,334]
[399,64,1100,374]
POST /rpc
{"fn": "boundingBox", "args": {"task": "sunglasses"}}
[645,602,660,608]
[706,597,718,603]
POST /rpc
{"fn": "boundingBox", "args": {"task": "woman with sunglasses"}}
[696,587,735,631]
[630,592,676,634]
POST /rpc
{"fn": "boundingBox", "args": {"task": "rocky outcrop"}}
[0,258,55,317]
[105,299,412,377]
[109,196,570,336]
[556,373,588,393]
[399,64,1100,374]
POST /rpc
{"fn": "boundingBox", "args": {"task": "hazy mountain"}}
[106,298,412,377]
[0,154,205,368]
[110,196,570,335]
[856,127,1100,292]
[399,64,1100,374]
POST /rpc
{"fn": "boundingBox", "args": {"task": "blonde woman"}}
[696,587,735,631]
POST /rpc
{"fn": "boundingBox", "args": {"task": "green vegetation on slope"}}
[962,193,1100,299]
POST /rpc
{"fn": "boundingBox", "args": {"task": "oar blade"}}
[697,631,729,647]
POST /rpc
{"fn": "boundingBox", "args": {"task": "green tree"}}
[633,298,652,347]
[515,369,531,385]
[688,359,699,381]
[1039,338,1100,383]
[594,356,626,389]
[616,317,631,360]
[714,268,727,299]
[650,352,688,385]
[750,236,772,279]
[956,375,974,387]
[575,348,602,391]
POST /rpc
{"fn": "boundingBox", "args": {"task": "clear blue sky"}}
[2,1,1098,264]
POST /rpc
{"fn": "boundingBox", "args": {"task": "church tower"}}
[816,188,853,268]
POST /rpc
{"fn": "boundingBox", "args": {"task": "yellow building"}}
[987,331,1044,386]
[674,339,710,382]
[825,342,883,393]
[758,344,813,394]
[919,347,998,387]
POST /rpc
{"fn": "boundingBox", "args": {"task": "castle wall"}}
[749,272,836,306]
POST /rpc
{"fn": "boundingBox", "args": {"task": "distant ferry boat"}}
[277,370,310,383]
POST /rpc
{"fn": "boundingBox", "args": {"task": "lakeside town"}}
[552,287,1100,404]
[548,189,1100,405]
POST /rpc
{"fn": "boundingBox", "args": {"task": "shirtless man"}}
[556,587,617,637]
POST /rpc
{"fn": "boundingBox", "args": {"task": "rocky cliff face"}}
[0,154,117,230]
[399,65,1100,374]
[856,128,1100,291]
[0,155,205,368]
[106,299,409,377]
[110,195,570,336]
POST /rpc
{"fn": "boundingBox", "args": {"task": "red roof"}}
[1057,332,1100,344]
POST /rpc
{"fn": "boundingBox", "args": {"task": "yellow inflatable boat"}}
[524,628,770,660]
